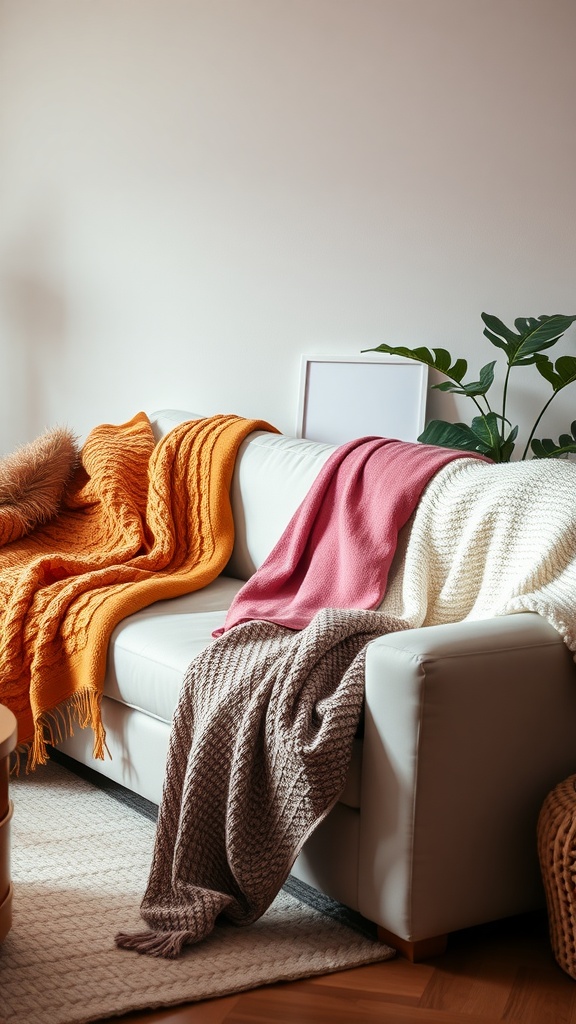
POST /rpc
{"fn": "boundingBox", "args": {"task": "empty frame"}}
[296,355,428,446]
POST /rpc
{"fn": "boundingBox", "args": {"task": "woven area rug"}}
[0,759,394,1024]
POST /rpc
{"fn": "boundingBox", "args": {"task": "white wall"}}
[1,0,575,455]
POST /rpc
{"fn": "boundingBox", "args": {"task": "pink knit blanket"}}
[217,436,474,634]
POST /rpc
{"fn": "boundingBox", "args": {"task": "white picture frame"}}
[296,355,428,446]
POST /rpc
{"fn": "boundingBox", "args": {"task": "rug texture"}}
[0,760,394,1024]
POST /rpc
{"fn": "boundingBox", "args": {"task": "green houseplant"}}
[364,313,576,462]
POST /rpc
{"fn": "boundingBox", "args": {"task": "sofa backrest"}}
[150,409,335,581]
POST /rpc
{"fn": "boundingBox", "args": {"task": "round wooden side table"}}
[0,704,17,943]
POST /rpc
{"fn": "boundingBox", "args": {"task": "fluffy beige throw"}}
[115,607,405,958]
[0,426,79,545]
[380,456,576,652]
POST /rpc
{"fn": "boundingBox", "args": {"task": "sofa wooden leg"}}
[376,925,448,962]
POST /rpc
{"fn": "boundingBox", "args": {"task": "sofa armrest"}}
[358,612,576,941]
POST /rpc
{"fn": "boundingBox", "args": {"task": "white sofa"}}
[57,409,576,960]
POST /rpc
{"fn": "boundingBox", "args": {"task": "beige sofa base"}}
[58,610,576,957]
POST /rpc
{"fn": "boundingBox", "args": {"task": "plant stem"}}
[501,365,512,429]
[521,391,558,460]
[471,395,487,418]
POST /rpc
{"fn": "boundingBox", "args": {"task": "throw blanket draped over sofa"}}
[116,435,477,956]
[5,409,576,960]
[217,435,477,633]
[117,442,576,958]
[379,455,576,649]
[115,607,406,958]
[0,412,275,766]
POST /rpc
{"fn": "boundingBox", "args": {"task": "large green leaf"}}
[419,414,495,455]
[531,421,576,458]
[363,343,467,383]
[534,354,576,393]
[481,314,519,350]
[418,420,487,453]
[499,424,518,463]
[419,413,517,461]
[514,317,541,334]
[433,360,496,398]
[481,313,576,367]
[465,412,507,460]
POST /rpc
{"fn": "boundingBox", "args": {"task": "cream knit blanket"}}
[380,456,576,652]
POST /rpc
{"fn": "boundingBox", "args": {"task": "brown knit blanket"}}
[115,607,404,958]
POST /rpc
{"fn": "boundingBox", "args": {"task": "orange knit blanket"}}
[0,412,275,767]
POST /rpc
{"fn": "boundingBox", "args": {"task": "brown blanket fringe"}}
[115,930,192,959]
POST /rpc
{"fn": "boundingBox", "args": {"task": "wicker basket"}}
[537,774,576,979]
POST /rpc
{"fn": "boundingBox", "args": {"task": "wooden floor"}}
[97,910,576,1024]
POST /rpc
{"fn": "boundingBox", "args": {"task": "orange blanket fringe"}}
[0,412,276,768]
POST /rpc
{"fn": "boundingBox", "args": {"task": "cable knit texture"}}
[115,607,406,958]
[0,412,276,766]
[380,456,576,652]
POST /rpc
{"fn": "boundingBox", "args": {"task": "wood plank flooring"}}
[96,910,576,1024]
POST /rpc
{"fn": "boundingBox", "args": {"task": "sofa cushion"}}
[225,431,336,580]
[149,409,202,441]
[103,571,363,809]
[104,577,244,725]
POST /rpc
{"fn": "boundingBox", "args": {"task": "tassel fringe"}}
[24,689,110,771]
[114,929,191,959]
